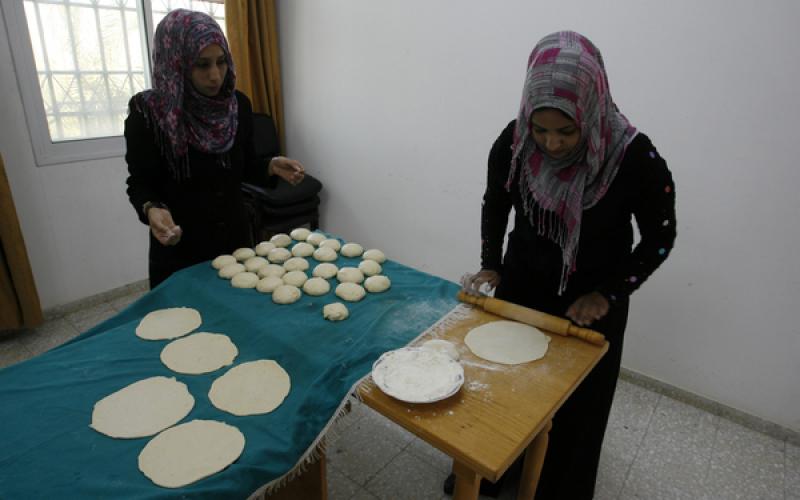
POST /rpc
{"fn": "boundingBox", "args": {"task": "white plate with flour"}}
[371,347,464,404]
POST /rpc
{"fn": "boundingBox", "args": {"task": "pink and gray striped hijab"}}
[508,31,637,294]
[133,9,237,179]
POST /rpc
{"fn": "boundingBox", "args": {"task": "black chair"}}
[241,113,323,243]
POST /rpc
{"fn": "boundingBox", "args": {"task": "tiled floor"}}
[1,288,796,500]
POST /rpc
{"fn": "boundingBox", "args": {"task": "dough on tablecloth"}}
[312,263,338,279]
[362,249,386,263]
[358,260,382,277]
[256,276,283,293]
[283,270,308,287]
[255,241,276,256]
[267,247,291,263]
[313,246,337,262]
[136,307,201,340]
[232,248,255,261]
[91,376,194,438]
[231,272,259,288]
[364,275,391,293]
[209,360,291,416]
[306,232,326,246]
[244,256,268,273]
[160,333,238,374]
[218,263,245,279]
[421,339,460,361]
[138,420,245,488]
[291,242,314,257]
[323,302,349,321]
[303,277,330,296]
[335,282,366,302]
[290,227,311,241]
[284,257,309,272]
[272,285,302,304]
[258,264,286,278]
[212,255,236,270]
[464,320,551,365]
[337,267,364,284]
[319,239,341,251]
[270,233,292,248]
[340,243,364,258]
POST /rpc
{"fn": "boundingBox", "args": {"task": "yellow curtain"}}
[0,153,42,330]
[225,0,285,153]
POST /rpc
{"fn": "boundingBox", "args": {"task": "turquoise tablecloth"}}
[0,249,460,499]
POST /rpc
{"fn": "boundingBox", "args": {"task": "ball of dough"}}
[291,242,314,257]
[306,232,326,246]
[335,282,366,302]
[290,227,311,241]
[283,270,308,287]
[233,248,255,262]
[244,256,268,273]
[270,233,292,248]
[272,285,302,304]
[258,264,286,278]
[254,241,276,256]
[358,260,382,277]
[283,257,309,272]
[312,263,339,279]
[267,247,291,263]
[256,276,284,293]
[319,239,342,251]
[313,247,337,262]
[231,272,259,289]
[303,277,331,296]
[337,267,365,284]
[323,303,349,321]
[364,275,391,293]
[420,339,460,361]
[362,249,386,263]
[340,243,364,258]
[212,255,236,270]
[219,263,245,279]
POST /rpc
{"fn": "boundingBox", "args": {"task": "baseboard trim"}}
[619,367,799,446]
[43,280,148,321]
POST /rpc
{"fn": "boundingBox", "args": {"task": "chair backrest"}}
[252,113,280,161]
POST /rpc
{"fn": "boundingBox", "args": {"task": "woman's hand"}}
[566,292,609,326]
[268,156,305,185]
[147,207,182,246]
[460,269,501,296]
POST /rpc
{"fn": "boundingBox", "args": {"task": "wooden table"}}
[358,304,608,500]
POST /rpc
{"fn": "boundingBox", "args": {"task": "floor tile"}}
[17,318,80,357]
[326,415,405,486]
[786,442,800,498]
[328,465,377,499]
[595,444,632,500]
[356,405,417,448]
[405,435,452,475]
[65,301,117,333]
[605,379,661,461]
[0,331,35,369]
[108,289,148,312]
[364,451,448,500]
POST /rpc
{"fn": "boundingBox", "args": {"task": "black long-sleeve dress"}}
[125,91,273,288]
[481,120,676,499]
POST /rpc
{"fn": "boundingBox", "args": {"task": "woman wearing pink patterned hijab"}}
[454,32,676,498]
[125,9,305,288]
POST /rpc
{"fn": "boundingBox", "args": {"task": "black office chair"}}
[241,113,323,243]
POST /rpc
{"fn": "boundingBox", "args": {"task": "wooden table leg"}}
[517,420,552,500]
[264,449,327,500]
[452,460,481,500]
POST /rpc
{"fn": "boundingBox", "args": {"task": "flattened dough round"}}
[313,246,337,262]
[91,376,194,438]
[272,285,302,304]
[212,255,236,270]
[256,276,284,293]
[284,257,309,272]
[268,247,291,263]
[323,302,349,321]
[209,360,291,416]
[340,243,364,258]
[364,275,391,293]
[362,249,386,263]
[290,227,311,241]
[337,267,364,284]
[358,260,382,277]
[270,233,292,247]
[258,264,286,278]
[136,307,201,340]
[138,419,245,488]
[291,242,314,257]
[335,282,366,302]
[303,277,331,296]
[312,263,338,279]
[160,333,238,374]
[464,320,551,365]
[218,263,245,279]
[231,272,259,288]
[233,248,255,261]
[255,241,276,256]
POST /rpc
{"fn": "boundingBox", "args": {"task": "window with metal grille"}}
[2,0,225,165]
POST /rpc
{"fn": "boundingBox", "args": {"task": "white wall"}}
[278,0,800,431]
[0,7,148,309]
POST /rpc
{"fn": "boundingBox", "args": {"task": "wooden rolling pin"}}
[457,291,606,346]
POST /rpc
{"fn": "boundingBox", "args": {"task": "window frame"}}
[2,0,155,166]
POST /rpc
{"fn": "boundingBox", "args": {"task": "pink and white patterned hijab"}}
[508,31,637,294]
[134,9,237,179]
